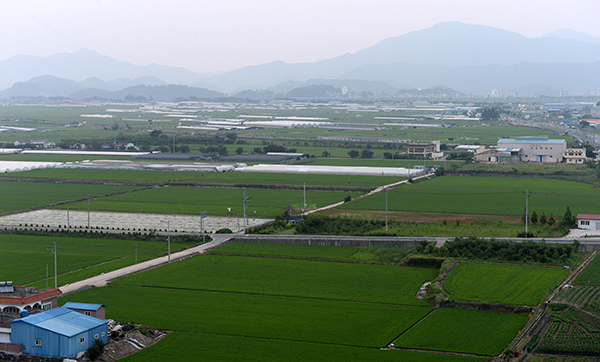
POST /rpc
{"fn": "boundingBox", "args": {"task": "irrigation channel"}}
[0,209,270,233]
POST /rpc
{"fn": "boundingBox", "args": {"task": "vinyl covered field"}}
[0,234,195,287]
[0,181,143,213]
[340,176,600,216]
[444,262,569,306]
[395,308,529,356]
[57,186,361,217]
[112,254,437,305]
[2,167,404,188]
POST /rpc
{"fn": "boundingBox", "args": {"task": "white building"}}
[577,214,600,231]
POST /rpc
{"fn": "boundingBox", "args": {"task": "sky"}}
[1,0,598,74]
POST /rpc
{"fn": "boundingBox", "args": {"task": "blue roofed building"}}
[10,306,108,358]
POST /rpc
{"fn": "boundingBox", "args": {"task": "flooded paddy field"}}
[0,209,270,233]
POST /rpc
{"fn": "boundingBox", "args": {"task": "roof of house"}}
[11,307,106,337]
[0,287,61,305]
[577,214,600,220]
[62,302,105,311]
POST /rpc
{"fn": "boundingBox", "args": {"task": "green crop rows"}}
[118,332,487,362]
[1,167,404,188]
[340,176,600,216]
[57,186,361,217]
[0,234,195,287]
[112,254,437,305]
[210,241,363,260]
[574,255,600,286]
[63,285,431,348]
[395,308,529,356]
[444,262,569,306]
[536,306,600,356]
[0,181,143,213]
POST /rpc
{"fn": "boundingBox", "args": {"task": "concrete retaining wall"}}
[228,235,435,248]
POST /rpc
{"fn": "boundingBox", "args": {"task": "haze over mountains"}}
[2,22,600,99]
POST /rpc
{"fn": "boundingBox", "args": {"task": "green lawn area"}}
[0,234,195,287]
[340,176,600,216]
[0,181,143,213]
[57,186,361,217]
[210,241,363,260]
[573,255,600,286]
[113,254,437,306]
[60,285,430,348]
[118,332,488,362]
[444,262,569,306]
[395,308,529,356]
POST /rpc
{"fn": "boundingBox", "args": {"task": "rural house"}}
[63,302,106,320]
[577,214,600,231]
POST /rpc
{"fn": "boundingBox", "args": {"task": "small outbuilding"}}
[10,307,108,358]
[63,302,106,320]
[577,214,600,230]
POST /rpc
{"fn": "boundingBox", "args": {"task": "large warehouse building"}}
[497,137,567,163]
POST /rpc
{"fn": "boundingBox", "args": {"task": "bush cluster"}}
[421,236,577,264]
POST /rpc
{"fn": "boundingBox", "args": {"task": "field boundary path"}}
[304,173,434,215]
[59,233,235,295]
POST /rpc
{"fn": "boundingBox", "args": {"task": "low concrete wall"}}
[228,235,436,248]
[0,344,21,354]
[0,350,63,362]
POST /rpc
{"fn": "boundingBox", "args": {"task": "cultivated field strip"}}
[444,262,570,306]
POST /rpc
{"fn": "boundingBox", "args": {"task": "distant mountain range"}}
[1,22,600,98]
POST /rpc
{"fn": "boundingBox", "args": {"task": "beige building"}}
[564,148,590,164]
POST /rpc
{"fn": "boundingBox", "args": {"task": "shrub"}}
[86,338,105,361]
[216,228,233,234]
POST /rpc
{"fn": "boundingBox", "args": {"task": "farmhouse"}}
[10,307,108,358]
[577,214,600,231]
[0,283,61,315]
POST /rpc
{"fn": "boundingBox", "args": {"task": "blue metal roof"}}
[11,307,107,337]
[62,302,105,311]
[498,137,565,145]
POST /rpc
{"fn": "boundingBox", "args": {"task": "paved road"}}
[59,233,235,295]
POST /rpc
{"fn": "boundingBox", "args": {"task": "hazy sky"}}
[1,0,598,73]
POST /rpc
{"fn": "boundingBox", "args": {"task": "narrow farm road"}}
[59,233,235,295]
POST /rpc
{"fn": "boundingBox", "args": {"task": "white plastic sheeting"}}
[235,164,424,177]
[0,161,62,173]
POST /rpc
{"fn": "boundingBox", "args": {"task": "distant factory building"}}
[10,306,108,358]
[13,139,55,148]
[497,137,566,163]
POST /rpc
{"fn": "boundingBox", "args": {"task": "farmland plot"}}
[444,262,569,306]
[113,254,437,305]
[340,176,600,216]
[395,308,528,356]
[574,255,600,286]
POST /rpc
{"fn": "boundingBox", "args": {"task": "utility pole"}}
[303,182,306,208]
[87,196,90,228]
[524,188,530,235]
[167,218,170,263]
[67,206,70,230]
[46,242,57,289]
[135,241,137,264]
[242,191,250,233]
[200,211,207,243]
[385,187,389,233]
[46,264,48,288]
[173,135,176,153]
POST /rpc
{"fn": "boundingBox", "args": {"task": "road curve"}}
[59,233,235,295]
